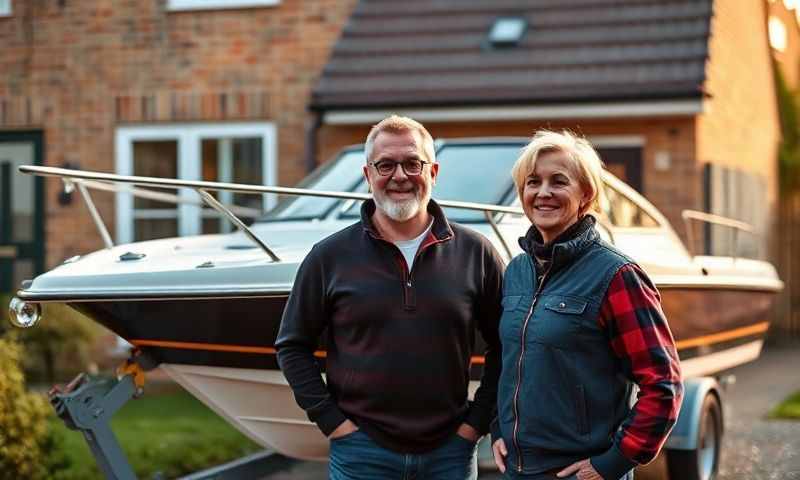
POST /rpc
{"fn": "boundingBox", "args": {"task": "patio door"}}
[115,123,277,243]
[0,131,44,292]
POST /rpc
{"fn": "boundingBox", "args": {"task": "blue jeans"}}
[329,429,478,480]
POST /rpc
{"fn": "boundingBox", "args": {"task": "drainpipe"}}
[305,110,322,174]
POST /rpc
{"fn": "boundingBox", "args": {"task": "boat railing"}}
[681,209,756,260]
[19,165,525,261]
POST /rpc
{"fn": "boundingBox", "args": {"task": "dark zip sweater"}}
[275,199,504,453]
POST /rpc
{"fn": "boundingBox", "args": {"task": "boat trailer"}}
[48,350,278,480]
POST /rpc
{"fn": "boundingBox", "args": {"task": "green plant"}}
[775,66,800,190]
[769,390,800,419]
[0,336,70,479]
[5,302,103,384]
[2,290,107,385]
[49,389,260,479]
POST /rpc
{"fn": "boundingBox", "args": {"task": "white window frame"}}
[0,0,12,17]
[115,122,277,244]
[167,0,279,12]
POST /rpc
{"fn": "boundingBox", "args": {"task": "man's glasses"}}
[369,159,431,176]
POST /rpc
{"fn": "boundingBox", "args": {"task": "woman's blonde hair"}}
[511,130,605,216]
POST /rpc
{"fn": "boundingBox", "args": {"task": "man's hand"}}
[456,423,480,442]
[328,419,359,440]
[557,458,603,479]
[492,438,507,473]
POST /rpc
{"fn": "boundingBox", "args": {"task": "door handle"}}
[0,245,17,258]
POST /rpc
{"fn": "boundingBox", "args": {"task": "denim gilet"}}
[497,224,634,475]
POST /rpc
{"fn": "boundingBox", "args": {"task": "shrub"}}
[769,390,800,420]
[0,336,69,479]
[1,296,104,384]
[19,303,103,384]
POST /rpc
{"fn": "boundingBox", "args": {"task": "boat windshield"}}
[339,143,523,222]
[257,142,522,223]
[257,149,366,222]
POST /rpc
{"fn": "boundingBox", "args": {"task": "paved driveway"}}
[261,341,800,479]
[714,340,800,480]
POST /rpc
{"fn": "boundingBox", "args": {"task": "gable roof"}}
[310,0,712,111]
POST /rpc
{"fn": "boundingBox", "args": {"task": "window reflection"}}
[202,137,264,233]
[132,141,179,241]
[602,185,658,228]
[259,150,366,222]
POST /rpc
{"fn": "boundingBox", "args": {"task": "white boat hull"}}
[160,364,480,461]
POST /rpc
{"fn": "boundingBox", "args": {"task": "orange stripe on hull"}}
[130,339,326,358]
[674,321,769,350]
[129,339,485,363]
[133,323,769,363]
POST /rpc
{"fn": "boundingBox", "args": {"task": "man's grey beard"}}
[374,186,429,222]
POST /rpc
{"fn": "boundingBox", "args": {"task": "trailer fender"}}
[664,377,722,450]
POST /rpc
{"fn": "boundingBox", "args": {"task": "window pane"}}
[201,139,220,199]
[202,137,263,231]
[13,259,35,290]
[133,141,178,209]
[232,138,263,210]
[135,219,178,241]
[603,185,658,228]
[0,142,36,242]
[11,171,34,243]
[202,217,221,235]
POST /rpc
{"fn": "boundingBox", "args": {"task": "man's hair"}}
[364,115,436,164]
[511,129,605,216]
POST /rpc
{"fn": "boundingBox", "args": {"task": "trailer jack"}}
[48,351,280,480]
[49,356,148,480]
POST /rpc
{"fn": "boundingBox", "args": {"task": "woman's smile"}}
[523,150,588,243]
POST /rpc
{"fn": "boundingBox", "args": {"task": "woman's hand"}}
[492,438,508,473]
[557,458,602,479]
[328,419,358,439]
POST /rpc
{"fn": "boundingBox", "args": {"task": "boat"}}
[8,138,783,463]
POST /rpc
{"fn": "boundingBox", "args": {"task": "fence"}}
[777,188,800,337]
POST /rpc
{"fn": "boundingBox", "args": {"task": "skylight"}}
[488,17,527,47]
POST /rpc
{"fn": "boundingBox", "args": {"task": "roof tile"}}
[312,0,712,109]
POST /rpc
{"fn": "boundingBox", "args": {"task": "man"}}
[276,115,504,479]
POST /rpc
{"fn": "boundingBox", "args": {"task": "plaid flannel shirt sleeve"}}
[594,263,684,473]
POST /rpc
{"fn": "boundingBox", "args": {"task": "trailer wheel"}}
[667,393,722,480]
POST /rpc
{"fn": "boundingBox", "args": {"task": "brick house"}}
[0,0,357,291]
[0,0,791,303]
[311,0,782,262]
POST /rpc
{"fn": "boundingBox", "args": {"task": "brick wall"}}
[696,0,780,258]
[0,0,357,266]
[318,116,699,244]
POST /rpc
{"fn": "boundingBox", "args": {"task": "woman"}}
[491,131,683,480]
